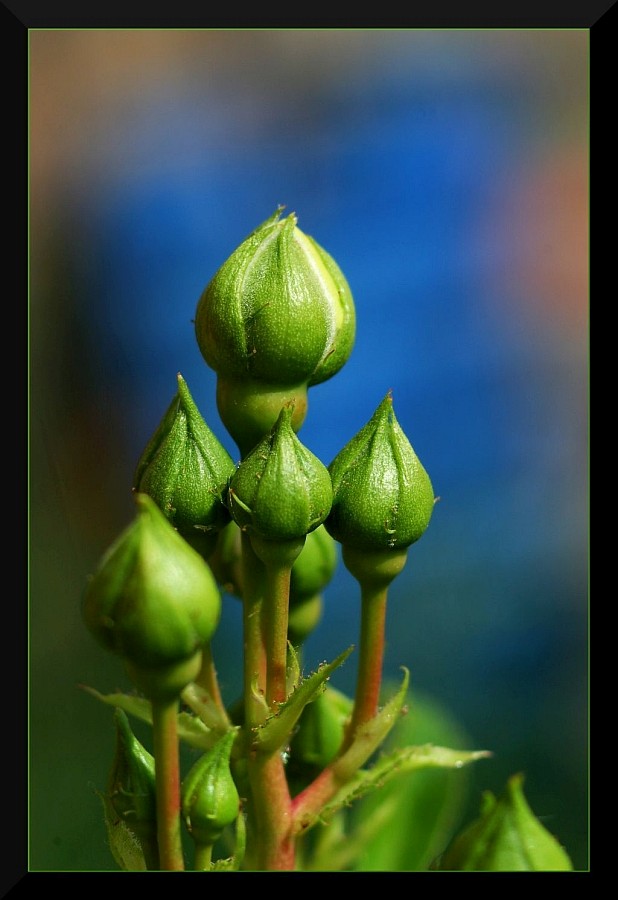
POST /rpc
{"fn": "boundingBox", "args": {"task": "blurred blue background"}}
[29,29,588,871]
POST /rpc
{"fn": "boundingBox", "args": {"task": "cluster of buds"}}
[80,208,571,873]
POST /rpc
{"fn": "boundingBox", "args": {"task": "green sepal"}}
[289,524,338,604]
[80,686,218,751]
[82,493,222,694]
[435,772,574,871]
[252,646,353,755]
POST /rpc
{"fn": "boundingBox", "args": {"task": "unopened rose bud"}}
[181,731,240,847]
[195,208,355,456]
[228,404,333,547]
[82,492,221,699]
[326,392,435,554]
[134,373,236,558]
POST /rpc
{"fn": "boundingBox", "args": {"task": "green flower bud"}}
[289,524,338,605]
[82,492,221,699]
[326,392,435,552]
[107,709,157,846]
[437,773,573,871]
[181,731,240,847]
[133,373,236,558]
[228,404,333,544]
[195,207,355,388]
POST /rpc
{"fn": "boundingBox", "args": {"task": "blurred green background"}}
[29,29,588,872]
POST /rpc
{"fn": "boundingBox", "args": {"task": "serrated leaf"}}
[80,685,216,750]
[253,647,353,755]
[317,743,490,824]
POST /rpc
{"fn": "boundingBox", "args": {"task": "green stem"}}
[345,583,388,744]
[193,642,231,724]
[240,532,268,730]
[263,561,294,707]
[340,545,408,749]
[193,841,213,872]
[251,534,305,708]
[151,697,185,871]
[247,751,295,870]
[240,533,304,871]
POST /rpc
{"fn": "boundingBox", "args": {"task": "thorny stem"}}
[151,697,185,871]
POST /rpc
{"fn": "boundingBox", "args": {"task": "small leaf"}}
[317,744,491,825]
[253,647,353,754]
[331,667,410,782]
[181,683,232,734]
[80,685,216,750]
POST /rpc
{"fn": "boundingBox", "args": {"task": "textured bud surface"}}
[134,373,235,547]
[195,207,355,386]
[228,404,333,542]
[326,393,435,551]
[181,730,240,846]
[82,493,221,672]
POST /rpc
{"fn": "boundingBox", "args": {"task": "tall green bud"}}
[134,373,236,558]
[228,404,333,559]
[326,392,435,588]
[195,207,355,456]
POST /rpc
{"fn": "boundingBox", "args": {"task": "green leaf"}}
[320,743,490,825]
[253,647,353,754]
[80,685,216,751]
[181,682,232,734]
[330,666,410,781]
